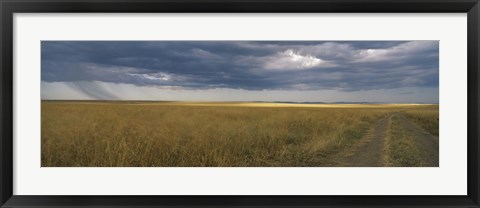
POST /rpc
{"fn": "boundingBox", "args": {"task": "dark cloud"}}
[41,41,439,91]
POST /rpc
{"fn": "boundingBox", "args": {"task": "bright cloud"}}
[262,49,328,70]
[353,41,439,63]
[128,72,172,81]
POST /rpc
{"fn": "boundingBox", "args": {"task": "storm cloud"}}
[41,41,439,102]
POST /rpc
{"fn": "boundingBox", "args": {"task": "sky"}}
[41,41,439,103]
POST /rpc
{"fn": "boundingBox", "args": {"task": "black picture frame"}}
[1,0,479,207]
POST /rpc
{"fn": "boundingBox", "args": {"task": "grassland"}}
[403,106,439,136]
[41,101,439,167]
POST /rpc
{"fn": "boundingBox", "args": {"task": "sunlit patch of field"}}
[41,101,438,167]
[47,100,433,108]
[146,102,428,108]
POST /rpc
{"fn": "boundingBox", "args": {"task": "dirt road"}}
[329,112,438,167]
[395,113,439,167]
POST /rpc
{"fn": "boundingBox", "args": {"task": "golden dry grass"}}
[41,101,438,167]
[403,105,439,136]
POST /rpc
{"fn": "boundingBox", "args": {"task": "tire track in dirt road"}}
[331,114,392,167]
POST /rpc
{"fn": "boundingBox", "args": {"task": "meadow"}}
[41,101,439,167]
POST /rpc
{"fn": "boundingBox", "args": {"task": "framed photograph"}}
[1,0,479,207]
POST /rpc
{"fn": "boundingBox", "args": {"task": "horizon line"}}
[40,99,439,105]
